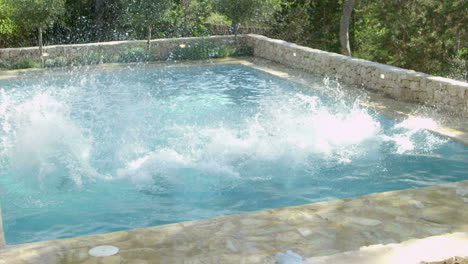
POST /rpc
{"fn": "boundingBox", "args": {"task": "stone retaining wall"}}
[0,35,248,62]
[245,34,468,117]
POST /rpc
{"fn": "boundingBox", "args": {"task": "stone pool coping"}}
[0,58,467,263]
[1,180,467,263]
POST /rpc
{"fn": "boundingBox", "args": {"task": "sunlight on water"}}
[0,64,466,244]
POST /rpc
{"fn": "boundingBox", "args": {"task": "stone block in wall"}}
[409,80,419,91]
[8,48,27,61]
[45,46,66,58]
[0,49,9,61]
[446,84,460,97]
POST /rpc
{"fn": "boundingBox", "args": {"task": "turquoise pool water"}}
[1,64,467,245]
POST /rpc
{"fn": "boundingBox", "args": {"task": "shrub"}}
[118,47,151,63]
[171,41,253,60]
[234,46,254,56]
[0,60,12,70]
[85,52,111,65]
[12,59,41,69]
[44,56,69,68]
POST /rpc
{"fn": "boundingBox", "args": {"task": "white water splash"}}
[112,93,383,189]
[383,117,445,154]
[0,78,448,190]
[1,92,107,187]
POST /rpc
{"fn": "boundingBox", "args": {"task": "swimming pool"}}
[1,63,467,245]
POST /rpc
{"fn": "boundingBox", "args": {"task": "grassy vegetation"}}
[11,58,41,69]
[0,44,253,70]
[171,41,253,60]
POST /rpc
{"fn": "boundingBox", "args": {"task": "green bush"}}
[71,51,118,66]
[0,60,12,70]
[234,46,254,56]
[12,59,41,69]
[44,56,69,68]
[171,41,253,60]
[83,52,114,65]
[118,47,151,63]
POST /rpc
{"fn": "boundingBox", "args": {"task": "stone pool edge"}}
[1,180,468,263]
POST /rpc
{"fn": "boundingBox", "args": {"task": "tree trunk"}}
[94,0,105,41]
[231,22,240,39]
[38,27,44,67]
[147,25,152,51]
[339,0,356,56]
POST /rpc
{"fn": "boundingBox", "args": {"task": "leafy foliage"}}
[0,0,15,35]
[271,0,467,80]
[0,59,11,69]
[352,0,467,80]
[215,0,281,28]
[0,0,465,80]
[44,56,69,67]
[118,46,152,62]
[271,0,343,52]
[12,58,41,69]
[171,41,252,60]
[6,0,65,30]
[124,0,172,43]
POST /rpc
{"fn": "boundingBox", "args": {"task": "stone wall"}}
[0,35,248,63]
[245,34,468,117]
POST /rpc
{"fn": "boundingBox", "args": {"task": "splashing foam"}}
[116,94,383,189]
[1,87,447,190]
[383,117,444,154]
[1,92,106,188]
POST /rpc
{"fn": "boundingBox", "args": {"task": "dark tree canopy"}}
[6,0,65,30]
[215,0,280,35]
[0,0,465,80]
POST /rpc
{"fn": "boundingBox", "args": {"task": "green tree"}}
[215,0,280,36]
[125,0,172,50]
[93,0,128,42]
[7,0,65,64]
[271,0,344,52]
[353,0,467,80]
[339,0,356,56]
[0,0,16,46]
[0,0,15,34]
